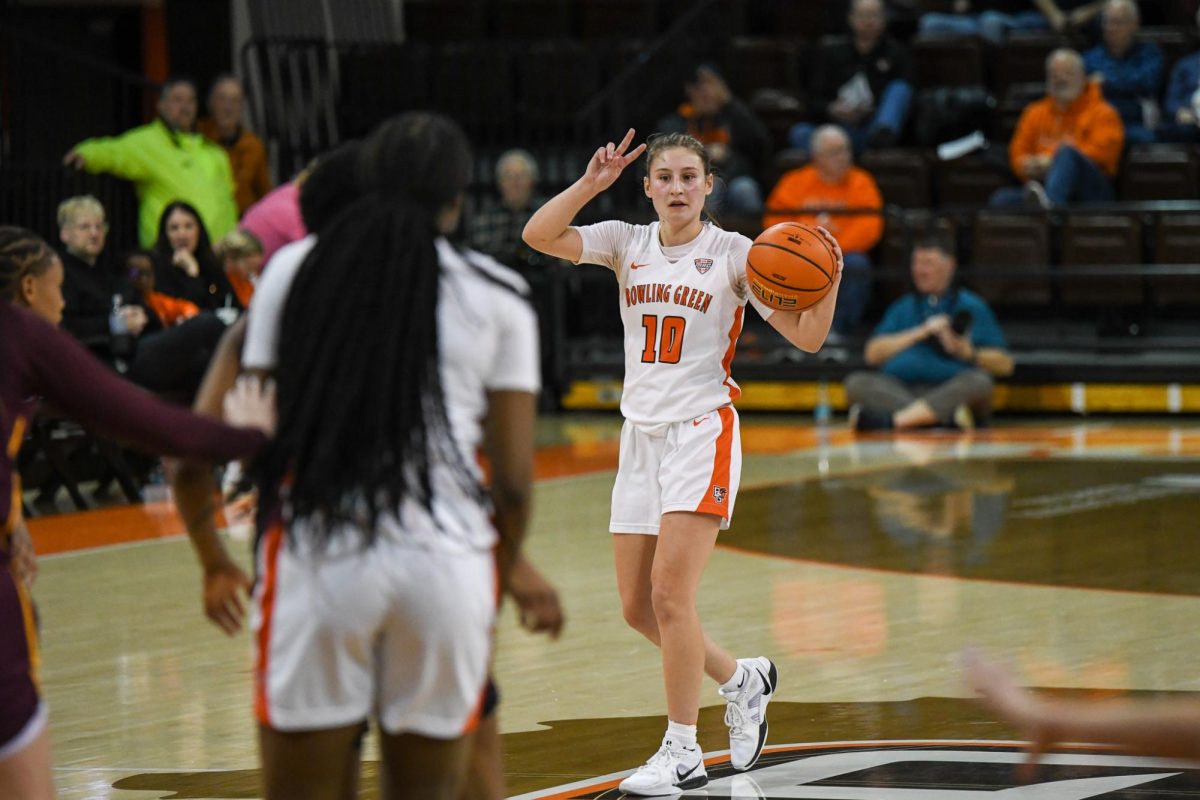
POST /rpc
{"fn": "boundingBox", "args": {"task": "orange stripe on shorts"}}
[694,406,735,517]
[254,523,284,727]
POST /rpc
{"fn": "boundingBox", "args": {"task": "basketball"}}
[746,222,837,312]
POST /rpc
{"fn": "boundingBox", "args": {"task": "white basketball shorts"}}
[610,405,742,534]
[252,522,496,739]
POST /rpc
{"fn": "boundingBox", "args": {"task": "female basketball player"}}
[523,129,843,795]
[223,112,540,800]
[0,226,268,800]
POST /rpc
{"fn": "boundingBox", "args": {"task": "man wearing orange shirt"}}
[764,125,883,337]
[198,75,273,215]
[991,48,1124,208]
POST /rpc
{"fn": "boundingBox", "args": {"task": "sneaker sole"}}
[736,660,778,772]
[619,774,709,796]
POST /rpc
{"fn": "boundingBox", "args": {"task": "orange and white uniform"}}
[242,236,540,737]
[574,220,773,533]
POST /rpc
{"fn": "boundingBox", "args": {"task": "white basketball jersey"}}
[575,221,773,425]
[242,235,541,554]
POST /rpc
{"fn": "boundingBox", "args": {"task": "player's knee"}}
[649,581,692,626]
[621,595,657,636]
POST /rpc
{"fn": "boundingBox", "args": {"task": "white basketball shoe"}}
[720,656,777,771]
[618,736,708,796]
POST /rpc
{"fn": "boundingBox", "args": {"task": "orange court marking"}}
[27,423,1200,556]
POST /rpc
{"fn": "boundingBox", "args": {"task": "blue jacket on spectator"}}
[1083,41,1163,127]
[1164,51,1200,119]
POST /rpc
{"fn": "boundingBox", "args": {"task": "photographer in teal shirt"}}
[846,229,1013,431]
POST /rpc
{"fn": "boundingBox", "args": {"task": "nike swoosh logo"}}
[757,669,772,695]
[693,416,710,427]
[676,760,700,782]
[630,261,650,270]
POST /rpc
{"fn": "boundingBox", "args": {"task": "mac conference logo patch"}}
[510,740,1200,799]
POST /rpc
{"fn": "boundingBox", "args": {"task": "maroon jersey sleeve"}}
[18,306,266,462]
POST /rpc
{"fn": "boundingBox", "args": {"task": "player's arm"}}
[507,553,564,638]
[481,389,536,589]
[763,226,845,352]
[965,648,1200,780]
[523,128,646,263]
[170,317,255,635]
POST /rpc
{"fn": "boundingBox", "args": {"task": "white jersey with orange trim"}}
[574,220,773,425]
[242,235,541,555]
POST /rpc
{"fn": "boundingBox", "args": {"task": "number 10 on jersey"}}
[640,314,687,364]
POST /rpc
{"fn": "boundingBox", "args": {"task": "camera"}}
[950,310,973,336]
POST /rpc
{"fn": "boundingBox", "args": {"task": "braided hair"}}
[0,226,57,305]
[257,112,474,549]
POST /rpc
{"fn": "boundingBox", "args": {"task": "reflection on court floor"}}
[30,418,1200,799]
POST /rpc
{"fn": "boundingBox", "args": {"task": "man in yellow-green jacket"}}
[64,78,239,248]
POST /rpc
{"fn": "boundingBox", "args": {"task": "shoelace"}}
[725,696,750,737]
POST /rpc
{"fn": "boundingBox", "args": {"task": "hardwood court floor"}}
[27,416,1200,799]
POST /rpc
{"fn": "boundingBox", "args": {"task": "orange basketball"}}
[746,222,836,312]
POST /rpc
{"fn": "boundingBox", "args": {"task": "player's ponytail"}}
[258,112,474,549]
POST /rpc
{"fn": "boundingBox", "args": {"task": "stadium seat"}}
[1137,27,1196,77]
[969,212,1052,307]
[1152,213,1200,307]
[936,156,1011,207]
[1059,213,1146,308]
[859,149,932,209]
[994,82,1044,142]
[911,36,986,89]
[990,32,1062,97]
[403,0,487,40]
[575,0,658,40]
[1118,144,1200,201]
[725,37,804,99]
[492,0,572,39]
[770,0,841,41]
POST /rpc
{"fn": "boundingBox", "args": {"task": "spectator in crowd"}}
[197,74,272,215]
[1158,6,1200,144]
[64,77,238,248]
[918,1,1062,44]
[657,64,771,213]
[991,48,1124,208]
[214,228,264,308]
[151,200,240,313]
[57,197,226,396]
[789,0,913,154]
[465,149,549,272]
[1083,0,1163,145]
[845,229,1013,432]
[126,250,199,328]
[764,125,883,338]
[56,195,148,359]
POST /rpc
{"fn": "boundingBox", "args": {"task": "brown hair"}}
[643,132,712,178]
[0,226,57,304]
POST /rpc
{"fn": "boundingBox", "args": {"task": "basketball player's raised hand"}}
[584,128,647,194]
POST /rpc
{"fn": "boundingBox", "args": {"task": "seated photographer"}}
[845,229,1013,431]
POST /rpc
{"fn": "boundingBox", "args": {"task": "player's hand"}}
[922,314,950,337]
[63,149,87,170]
[963,648,1056,782]
[223,375,276,437]
[815,226,844,281]
[203,555,252,635]
[507,556,564,639]
[583,129,647,194]
[8,519,37,591]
